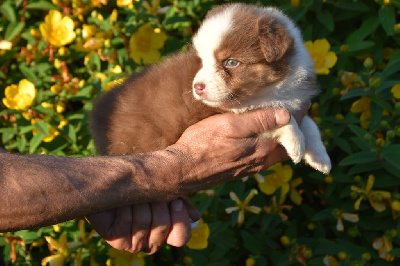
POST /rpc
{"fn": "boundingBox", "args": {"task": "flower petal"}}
[391,84,400,99]
[324,52,338,68]
[341,213,359,223]
[314,39,331,54]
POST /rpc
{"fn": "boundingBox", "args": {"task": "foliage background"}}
[1,0,400,265]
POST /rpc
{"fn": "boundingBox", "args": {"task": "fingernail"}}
[274,109,290,126]
[172,199,183,212]
[189,219,200,230]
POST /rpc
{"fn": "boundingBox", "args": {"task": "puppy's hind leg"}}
[300,116,331,174]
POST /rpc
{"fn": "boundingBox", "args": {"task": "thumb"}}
[232,108,290,137]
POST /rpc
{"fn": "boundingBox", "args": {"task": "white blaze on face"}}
[192,6,237,107]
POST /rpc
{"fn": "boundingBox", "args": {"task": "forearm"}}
[0,151,183,232]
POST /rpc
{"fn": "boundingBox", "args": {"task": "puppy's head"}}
[192,4,295,110]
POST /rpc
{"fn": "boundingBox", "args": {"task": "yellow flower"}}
[77,219,98,245]
[383,0,391,5]
[0,40,12,50]
[392,201,400,211]
[39,10,76,47]
[31,115,68,143]
[82,24,96,39]
[256,163,292,203]
[336,212,359,232]
[391,84,400,99]
[291,0,300,7]
[117,0,133,8]
[264,196,293,221]
[143,0,160,14]
[110,65,123,74]
[186,219,210,250]
[104,77,127,91]
[53,224,62,233]
[350,96,371,129]
[41,234,68,266]
[110,9,118,22]
[351,175,391,212]
[373,236,395,262]
[305,38,337,75]
[3,79,37,110]
[323,255,340,266]
[225,189,261,226]
[107,248,145,266]
[129,23,168,64]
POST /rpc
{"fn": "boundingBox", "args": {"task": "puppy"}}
[90,3,331,174]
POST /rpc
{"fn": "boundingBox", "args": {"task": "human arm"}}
[0,108,291,232]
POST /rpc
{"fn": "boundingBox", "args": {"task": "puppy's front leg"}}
[264,115,305,164]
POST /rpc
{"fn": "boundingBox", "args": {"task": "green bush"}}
[1,0,400,265]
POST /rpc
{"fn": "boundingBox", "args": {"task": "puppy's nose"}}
[194,82,206,95]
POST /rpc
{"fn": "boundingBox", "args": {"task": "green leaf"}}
[2,131,15,143]
[312,208,335,221]
[18,125,34,134]
[378,6,395,36]
[1,2,16,22]
[381,145,400,172]
[0,128,18,134]
[339,151,378,166]
[163,16,191,26]
[33,121,50,137]
[370,96,393,112]
[29,131,43,154]
[316,10,334,32]
[26,1,57,10]
[383,49,400,78]
[14,230,40,244]
[347,17,379,44]
[348,124,368,139]
[4,21,25,41]
[389,248,400,257]
[347,41,375,52]
[336,1,370,11]
[19,64,38,84]
[340,87,371,100]
[17,136,27,153]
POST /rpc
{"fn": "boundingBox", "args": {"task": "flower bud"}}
[280,235,290,245]
[369,77,381,89]
[363,57,373,69]
[362,252,371,261]
[338,251,347,260]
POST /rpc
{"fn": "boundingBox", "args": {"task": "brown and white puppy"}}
[90,3,331,174]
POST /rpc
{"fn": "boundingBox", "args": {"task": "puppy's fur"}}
[90,3,331,174]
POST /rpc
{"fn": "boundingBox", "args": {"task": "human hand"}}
[168,107,308,194]
[85,198,200,254]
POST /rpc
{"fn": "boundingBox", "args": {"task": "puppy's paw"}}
[273,117,305,165]
[304,151,331,174]
[286,136,305,164]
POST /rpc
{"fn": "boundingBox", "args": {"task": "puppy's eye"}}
[225,59,239,67]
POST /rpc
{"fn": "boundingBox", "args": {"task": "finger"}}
[146,202,171,254]
[85,209,118,238]
[166,198,191,247]
[86,206,134,251]
[181,197,201,222]
[229,109,290,137]
[129,203,152,253]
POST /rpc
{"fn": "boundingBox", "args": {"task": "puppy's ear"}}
[257,17,294,63]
